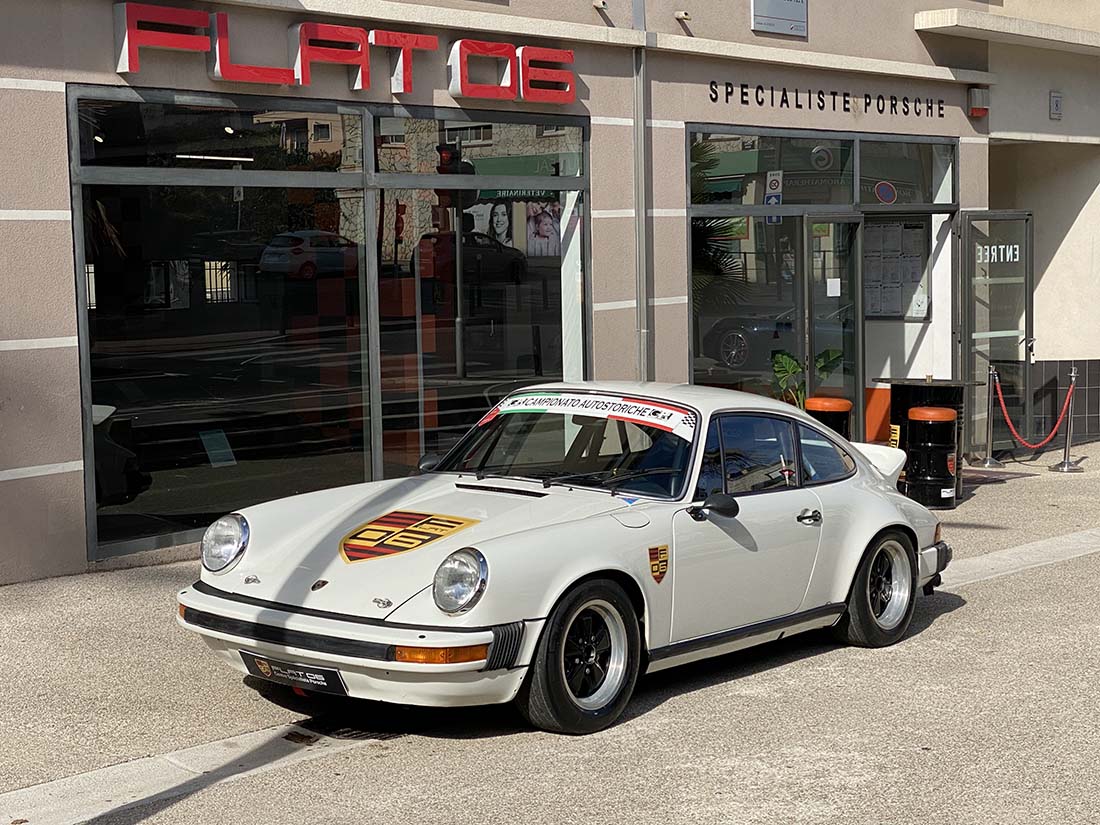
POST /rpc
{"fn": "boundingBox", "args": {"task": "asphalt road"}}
[3,529,1099,825]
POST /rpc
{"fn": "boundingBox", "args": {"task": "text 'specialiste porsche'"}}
[177,382,951,734]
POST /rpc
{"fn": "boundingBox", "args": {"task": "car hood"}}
[201,474,635,621]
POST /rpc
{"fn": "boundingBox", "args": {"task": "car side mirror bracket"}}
[417,453,443,474]
[687,492,740,522]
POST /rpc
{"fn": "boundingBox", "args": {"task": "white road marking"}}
[0,723,374,825]
[941,527,1100,590]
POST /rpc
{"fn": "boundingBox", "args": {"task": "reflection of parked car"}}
[414,232,528,284]
[700,306,798,371]
[700,304,852,371]
[259,231,358,279]
[92,404,152,506]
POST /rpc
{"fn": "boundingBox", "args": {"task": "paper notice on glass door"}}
[882,223,903,255]
[902,255,924,283]
[908,284,929,317]
[882,256,902,284]
[903,224,926,256]
[865,283,882,315]
[881,283,903,316]
[864,224,884,254]
[865,255,883,284]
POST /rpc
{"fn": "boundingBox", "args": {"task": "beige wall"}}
[990,141,1100,362]
[999,0,1100,30]
[988,43,1100,144]
[645,0,990,69]
[0,81,86,585]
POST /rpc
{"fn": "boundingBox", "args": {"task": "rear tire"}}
[834,531,917,648]
[516,579,641,734]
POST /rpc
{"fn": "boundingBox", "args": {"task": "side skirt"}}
[645,603,846,673]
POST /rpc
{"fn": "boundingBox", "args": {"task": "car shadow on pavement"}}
[247,590,969,742]
[621,590,966,724]
[76,593,966,824]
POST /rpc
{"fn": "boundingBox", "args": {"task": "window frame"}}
[795,421,858,488]
[692,411,806,501]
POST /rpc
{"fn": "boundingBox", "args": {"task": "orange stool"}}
[805,397,853,438]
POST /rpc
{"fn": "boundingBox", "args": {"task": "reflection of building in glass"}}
[376,118,582,266]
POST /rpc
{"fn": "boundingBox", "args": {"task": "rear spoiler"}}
[850,443,907,486]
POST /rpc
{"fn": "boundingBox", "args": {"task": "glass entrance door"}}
[692,214,862,432]
[805,218,863,435]
[961,212,1033,452]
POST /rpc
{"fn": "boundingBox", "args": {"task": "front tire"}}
[834,531,917,647]
[516,579,641,734]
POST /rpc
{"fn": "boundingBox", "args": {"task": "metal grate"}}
[303,718,406,741]
[485,621,524,670]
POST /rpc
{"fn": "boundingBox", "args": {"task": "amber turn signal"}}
[934,523,943,544]
[178,603,186,619]
[394,644,489,665]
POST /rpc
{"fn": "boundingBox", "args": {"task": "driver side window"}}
[693,414,799,499]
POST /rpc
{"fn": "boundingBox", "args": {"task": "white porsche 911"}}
[178,382,951,734]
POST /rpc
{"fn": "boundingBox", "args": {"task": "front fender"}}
[383,511,676,659]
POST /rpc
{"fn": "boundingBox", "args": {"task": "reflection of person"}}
[489,201,513,247]
[526,208,561,256]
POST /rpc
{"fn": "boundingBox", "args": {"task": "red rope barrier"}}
[994,373,1074,450]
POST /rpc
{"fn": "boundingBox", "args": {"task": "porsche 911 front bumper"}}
[177,582,542,707]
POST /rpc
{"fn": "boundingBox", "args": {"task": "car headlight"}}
[201,514,250,573]
[433,548,488,614]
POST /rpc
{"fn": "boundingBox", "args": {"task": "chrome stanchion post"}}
[1050,366,1084,473]
[978,364,1005,469]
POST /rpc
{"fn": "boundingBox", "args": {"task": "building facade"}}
[2,0,1098,583]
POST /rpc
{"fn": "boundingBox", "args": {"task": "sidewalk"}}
[941,443,1100,558]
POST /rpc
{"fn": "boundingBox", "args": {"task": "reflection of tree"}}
[690,138,749,314]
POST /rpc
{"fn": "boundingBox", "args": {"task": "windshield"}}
[437,392,699,498]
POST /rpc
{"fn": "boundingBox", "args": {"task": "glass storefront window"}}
[83,184,366,546]
[691,133,854,206]
[859,141,954,205]
[374,116,583,177]
[78,100,363,172]
[74,94,589,554]
[377,187,584,476]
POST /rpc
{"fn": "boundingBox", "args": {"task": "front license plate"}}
[239,650,348,696]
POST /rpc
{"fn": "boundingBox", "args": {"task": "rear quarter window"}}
[798,424,856,485]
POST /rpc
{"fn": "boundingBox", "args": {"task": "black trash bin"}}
[805,397,852,439]
[904,406,958,510]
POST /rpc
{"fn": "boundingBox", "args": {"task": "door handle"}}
[796,509,822,525]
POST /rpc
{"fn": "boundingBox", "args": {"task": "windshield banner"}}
[480,392,698,441]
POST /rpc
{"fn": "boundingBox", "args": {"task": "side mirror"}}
[417,453,443,474]
[687,492,740,522]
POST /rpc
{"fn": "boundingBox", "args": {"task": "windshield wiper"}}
[541,469,616,489]
[599,467,681,491]
[467,469,528,482]
[541,467,682,493]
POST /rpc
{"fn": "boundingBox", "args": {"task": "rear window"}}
[268,235,303,247]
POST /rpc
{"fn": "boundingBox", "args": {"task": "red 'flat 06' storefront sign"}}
[113,2,576,103]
